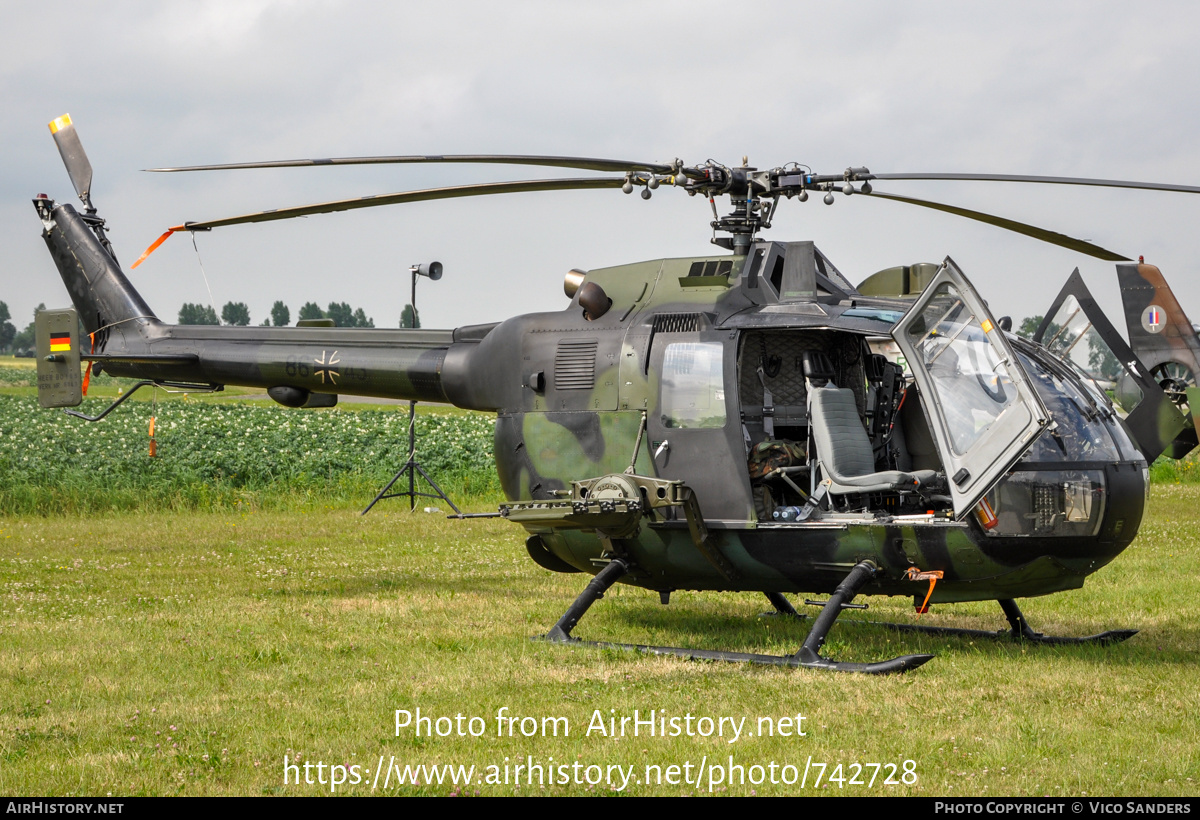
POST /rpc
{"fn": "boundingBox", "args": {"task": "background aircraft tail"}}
[1117,261,1200,391]
[1117,261,1200,457]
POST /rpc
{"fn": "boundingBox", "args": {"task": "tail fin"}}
[39,116,156,340]
[1117,262,1200,388]
[34,196,157,338]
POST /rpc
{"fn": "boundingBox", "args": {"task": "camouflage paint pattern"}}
[1119,263,1200,384]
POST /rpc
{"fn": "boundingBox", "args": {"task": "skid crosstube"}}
[763,591,803,618]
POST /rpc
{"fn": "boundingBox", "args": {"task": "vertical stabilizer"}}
[1117,262,1200,388]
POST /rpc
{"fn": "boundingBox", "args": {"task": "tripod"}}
[361,261,460,516]
[361,398,461,515]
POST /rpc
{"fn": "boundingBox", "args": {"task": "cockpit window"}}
[661,342,726,429]
[903,283,1019,456]
[1015,349,1121,462]
[1042,294,1143,413]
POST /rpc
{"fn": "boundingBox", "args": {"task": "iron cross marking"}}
[315,350,341,384]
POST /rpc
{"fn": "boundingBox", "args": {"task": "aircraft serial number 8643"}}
[33,115,1200,672]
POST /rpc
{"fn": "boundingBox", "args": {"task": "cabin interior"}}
[735,329,948,521]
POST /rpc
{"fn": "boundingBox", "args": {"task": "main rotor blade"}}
[148,154,679,176]
[173,176,627,231]
[860,189,1131,261]
[870,172,1200,196]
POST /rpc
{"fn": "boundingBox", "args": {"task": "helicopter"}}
[31,114,1200,674]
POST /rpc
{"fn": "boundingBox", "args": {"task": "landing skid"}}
[538,559,933,675]
[543,637,933,674]
[875,598,1138,646]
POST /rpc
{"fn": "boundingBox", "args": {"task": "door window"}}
[660,342,726,429]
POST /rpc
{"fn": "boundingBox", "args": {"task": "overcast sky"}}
[5,1,1200,334]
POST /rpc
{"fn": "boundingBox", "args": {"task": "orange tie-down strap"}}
[904,567,945,615]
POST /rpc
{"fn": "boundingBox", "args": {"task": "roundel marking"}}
[1142,304,1166,334]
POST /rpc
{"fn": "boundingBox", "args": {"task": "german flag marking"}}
[49,332,71,353]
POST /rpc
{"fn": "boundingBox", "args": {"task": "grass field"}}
[2,492,1198,796]
[1,361,1198,796]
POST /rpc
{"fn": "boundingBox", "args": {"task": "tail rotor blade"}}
[48,114,94,210]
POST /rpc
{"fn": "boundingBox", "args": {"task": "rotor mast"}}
[697,159,772,256]
[668,161,871,256]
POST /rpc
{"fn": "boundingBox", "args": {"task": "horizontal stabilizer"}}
[82,353,200,366]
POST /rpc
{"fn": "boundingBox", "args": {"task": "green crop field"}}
[0,375,501,515]
[1,365,1198,797]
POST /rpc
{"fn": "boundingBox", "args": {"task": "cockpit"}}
[732,266,1149,541]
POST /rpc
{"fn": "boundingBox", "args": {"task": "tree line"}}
[0,299,411,356]
[176,300,420,328]
[177,301,379,328]
[0,300,1049,356]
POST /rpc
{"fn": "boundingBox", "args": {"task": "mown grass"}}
[2,359,1198,796]
[0,488,1197,797]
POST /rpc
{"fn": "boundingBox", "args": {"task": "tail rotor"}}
[48,114,95,212]
[47,114,117,262]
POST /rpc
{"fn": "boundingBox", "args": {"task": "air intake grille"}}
[652,313,702,333]
[554,340,598,390]
[686,260,734,277]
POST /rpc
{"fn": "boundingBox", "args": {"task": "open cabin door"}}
[1035,268,1187,460]
[893,260,1050,519]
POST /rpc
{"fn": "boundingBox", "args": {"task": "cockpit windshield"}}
[1041,294,1142,413]
[1015,347,1123,463]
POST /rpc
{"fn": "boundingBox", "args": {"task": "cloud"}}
[6,1,1200,331]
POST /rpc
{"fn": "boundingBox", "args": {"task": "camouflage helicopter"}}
[32,115,1200,673]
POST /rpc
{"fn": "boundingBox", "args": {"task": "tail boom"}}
[35,194,481,406]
